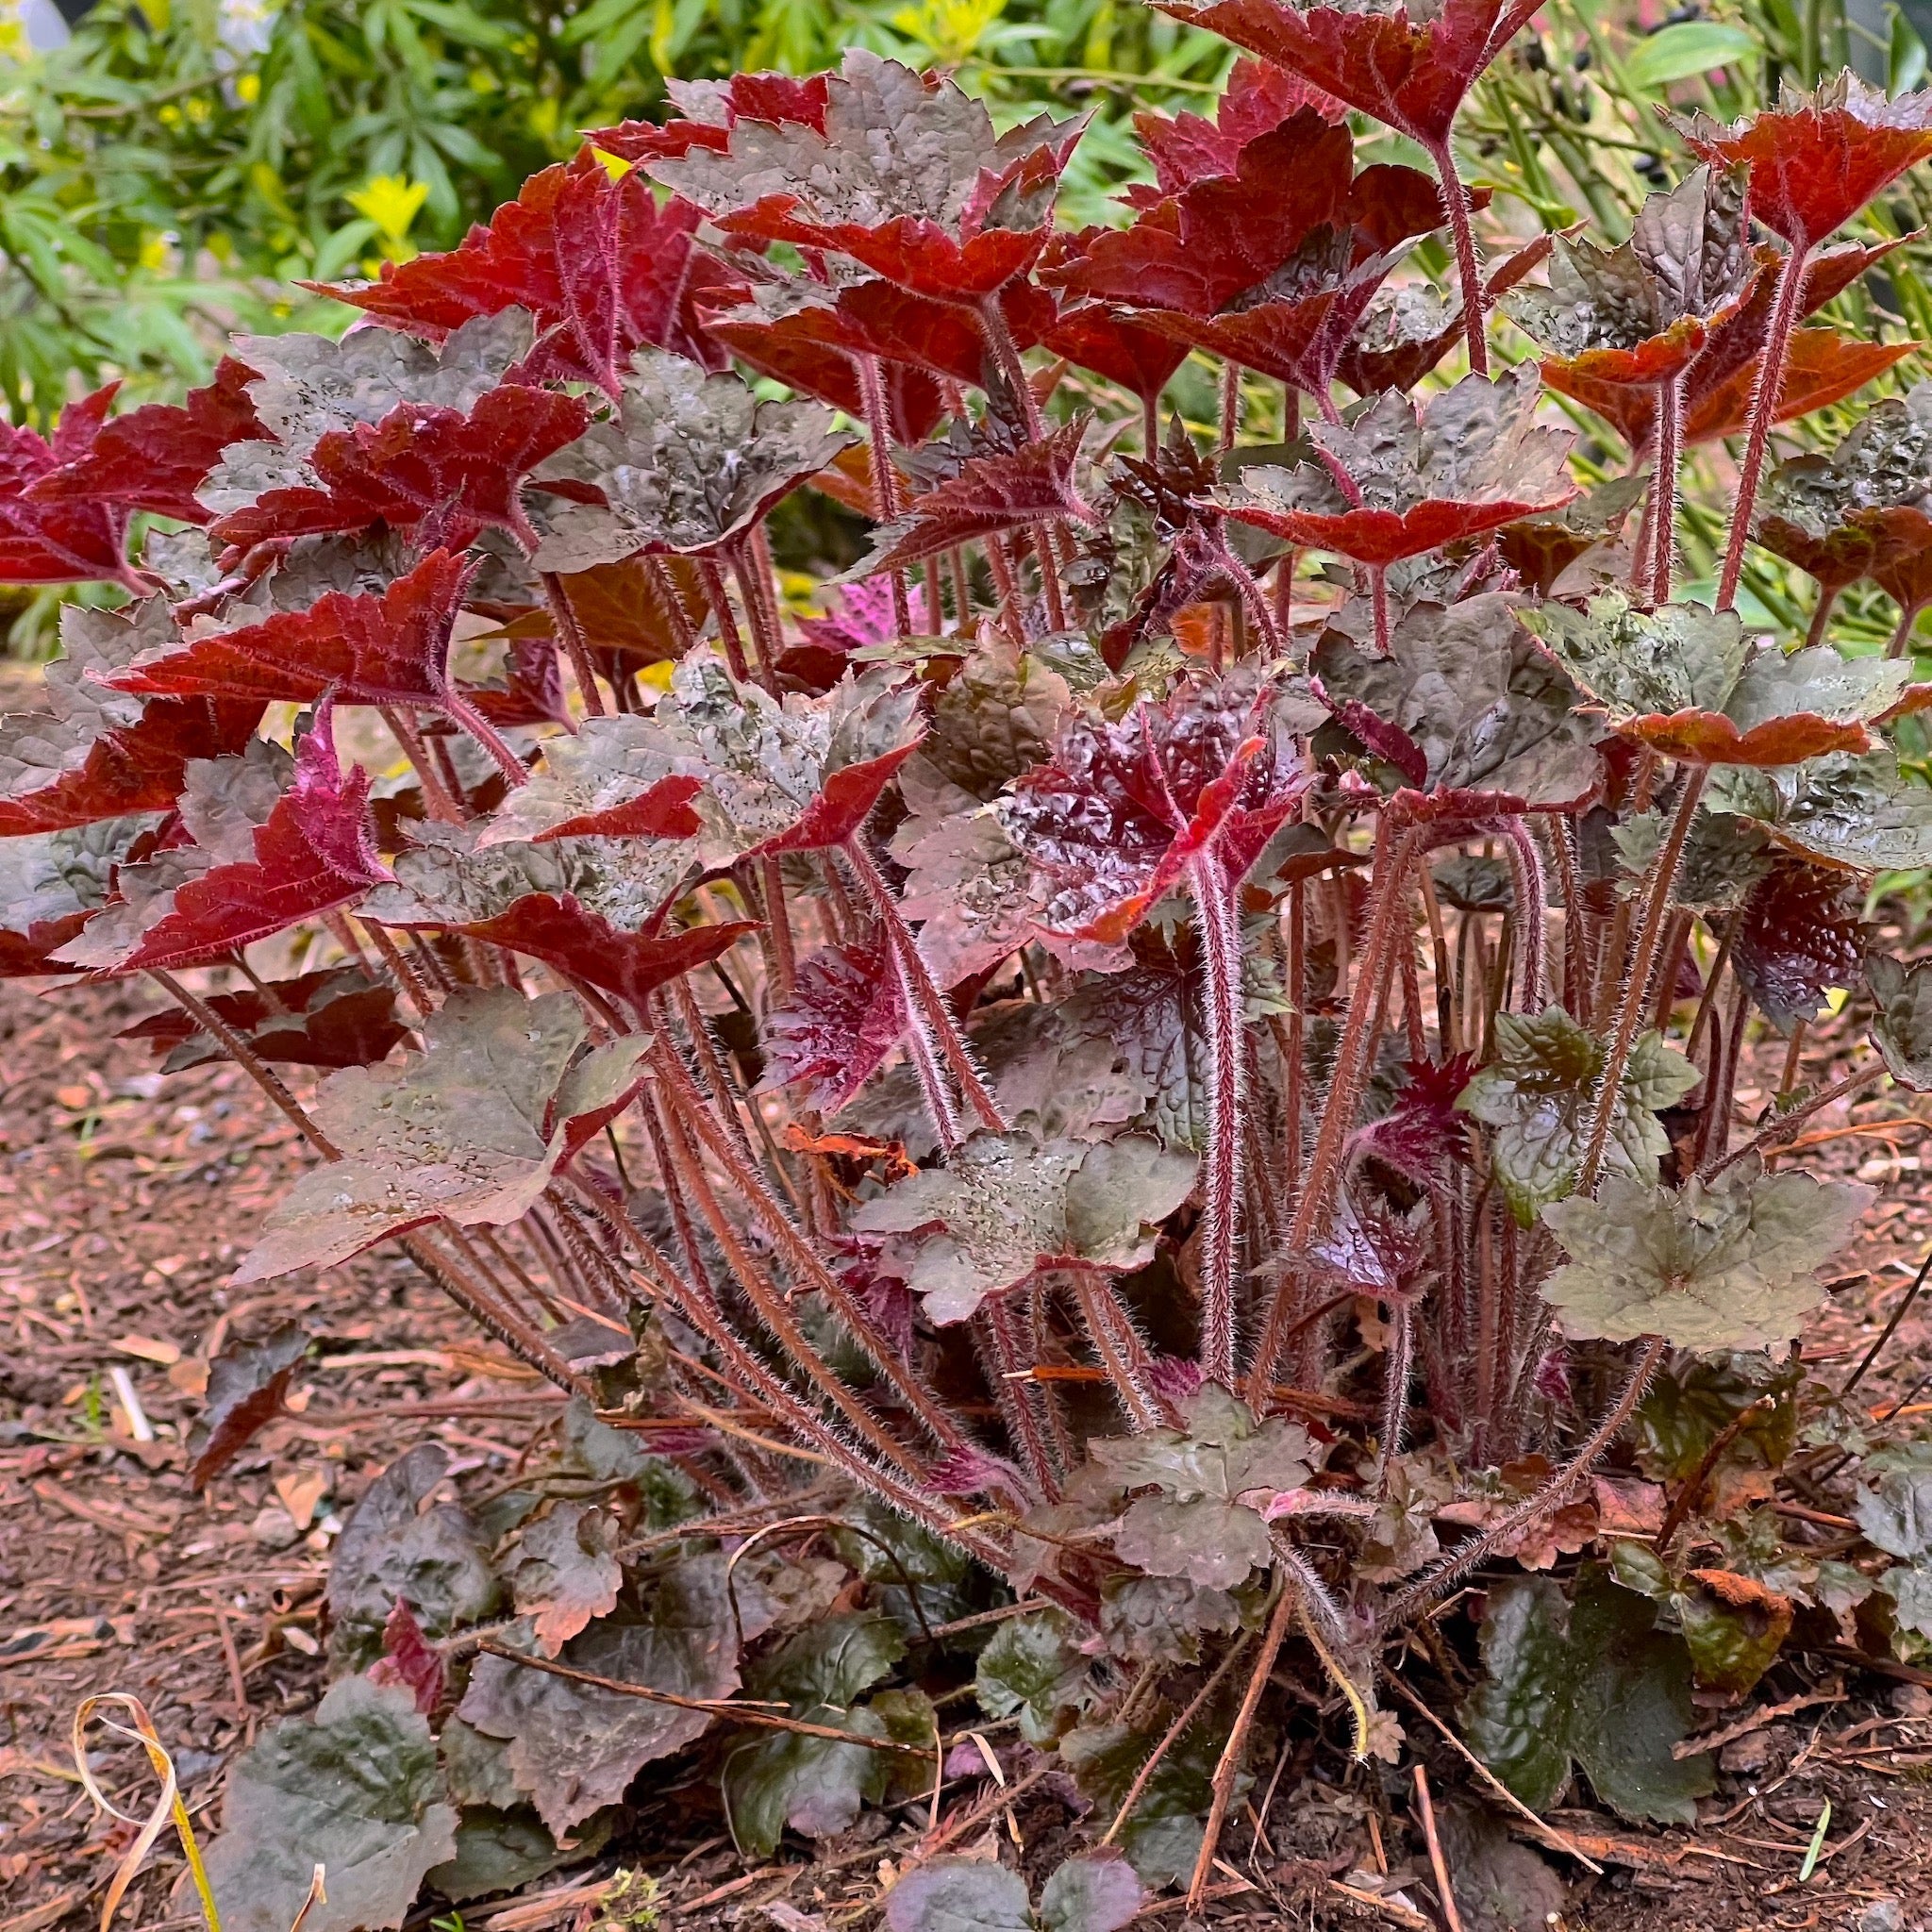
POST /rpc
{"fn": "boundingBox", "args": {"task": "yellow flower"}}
[348,175,430,264]
[236,72,260,105]
[891,0,1006,63]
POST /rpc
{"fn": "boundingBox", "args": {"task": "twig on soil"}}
[1410,1763,1465,1932]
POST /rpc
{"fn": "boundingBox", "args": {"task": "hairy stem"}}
[1429,138,1489,377]
[697,557,753,684]
[1380,1337,1666,1627]
[1576,769,1705,1196]
[1649,372,1684,604]
[1071,1267,1163,1432]
[540,571,608,718]
[727,539,785,695]
[1717,242,1811,612]
[1805,583,1840,648]
[855,352,914,639]
[1191,851,1246,1387]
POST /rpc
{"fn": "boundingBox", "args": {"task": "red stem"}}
[1429,139,1490,377]
[855,351,914,639]
[1717,242,1811,612]
[540,571,608,718]
[1191,851,1246,1388]
[1650,371,1684,604]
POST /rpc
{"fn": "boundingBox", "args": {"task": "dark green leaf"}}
[974,1607,1089,1745]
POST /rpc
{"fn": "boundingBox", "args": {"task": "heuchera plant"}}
[15,23,1932,1928]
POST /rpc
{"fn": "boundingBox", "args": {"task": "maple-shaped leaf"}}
[0,386,139,588]
[208,385,591,556]
[851,1129,1197,1323]
[1050,111,1357,317]
[1134,56,1343,193]
[509,1501,623,1657]
[25,358,265,526]
[1541,1165,1873,1350]
[1524,592,1911,766]
[651,50,1083,302]
[1038,305,1191,412]
[476,717,704,847]
[528,350,854,573]
[1347,1056,1474,1185]
[844,420,1096,580]
[236,988,651,1281]
[319,151,735,390]
[1495,475,1650,597]
[458,631,572,732]
[1867,953,1932,1089]
[701,297,947,447]
[203,1675,458,1932]
[1675,71,1932,251]
[65,708,391,976]
[1457,1007,1700,1224]
[1152,0,1543,151]
[1505,165,1753,390]
[1710,749,1932,874]
[1001,671,1311,943]
[1221,369,1575,568]
[1756,383,1932,593]
[1313,593,1599,808]
[587,72,830,163]
[1335,231,1554,395]
[95,547,479,715]
[1086,1384,1314,1591]
[455,894,757,1024]
[0,813,157,976]
[120,967,408,1074]
[360,819,700,937]
[1732,858,1867,1031]
[762,932,908,1115]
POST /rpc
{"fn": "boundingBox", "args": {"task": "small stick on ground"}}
[1412,1763,1465,1932]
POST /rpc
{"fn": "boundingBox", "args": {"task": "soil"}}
[7,682,1932,1931]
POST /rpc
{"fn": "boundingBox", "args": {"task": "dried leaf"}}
[187,1322,309,1487]
[509,1501,623,1657]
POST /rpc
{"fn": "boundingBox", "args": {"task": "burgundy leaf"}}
[119,968,408,1073]
[1133,56,1343,194]
[443,892,756,1021]
[587,72,830,164]
[762,932,908,1114]
[26,359,266,526]
[1153,0,1543,152]
[1733,858,1868,1030]
[748,739,924,857]
[0,387,138,588]
[847,421,1094,578]
[187,1322,308,1487]
[459,633,573,731]
[96,548,478,712]
[1002,673,1310,942]
[652,51,1084,303]
[318,151,740,388]
[87,705,392,975]
[1347,1055,1474,1183]
[208,385,591,555]
[369,1599,446,1714]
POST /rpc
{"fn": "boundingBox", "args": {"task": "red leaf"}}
[525,772,706,844]
[97,548,479,712]
[652,52,1083,302]
[750,739,924,856]
[459,633,573,731]
[588,72,830,163]
[1134,56,1344,194]
[762,932,908,1114]
[1053,114,1357,316]
[1346,1055,1474,1182]
[1153,0,1543,150]
[1620,709,1875,767]
[94,705,392,975]
[0,603,264,836]
[370,1599,446,1714]
[703,305,947,444]
[26,359,265,527]
[1686,329,1913,447]
[849,420,1094,577]
[446,893,756,1020]
[1004,674,1309,942]
[0,388,137,587]
[119,968,408,1071]
[1039,306,1190,407]
[319,154,739,390]
[208,385,591,554]
[1677,73,1932,251]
